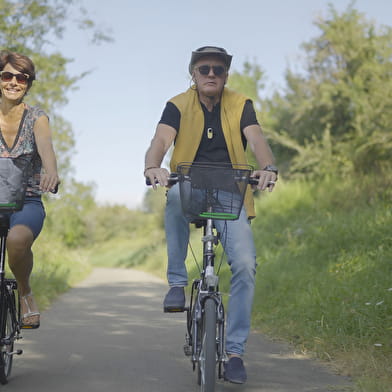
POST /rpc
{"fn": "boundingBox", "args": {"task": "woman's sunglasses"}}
[0,71,29,85]
[196,65,226,77]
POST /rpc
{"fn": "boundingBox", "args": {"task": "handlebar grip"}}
[249,177,276,188]
[145,173,178,186]
[50,184,59,194]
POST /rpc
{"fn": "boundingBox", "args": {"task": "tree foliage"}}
[265,3,392,178]
[229,61,265,110]
[227,4,392,180]
[0,0,111,178]
[0,0,114,247]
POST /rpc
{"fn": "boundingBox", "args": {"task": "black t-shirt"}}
[159,99,259,163]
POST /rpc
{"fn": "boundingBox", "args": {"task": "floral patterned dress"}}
[0,104,47,196]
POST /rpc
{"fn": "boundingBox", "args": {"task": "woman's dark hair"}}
[0,50,36,96]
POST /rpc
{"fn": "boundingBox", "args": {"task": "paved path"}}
[8,268,351,391]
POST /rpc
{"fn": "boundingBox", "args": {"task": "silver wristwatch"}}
[262,164,278,175]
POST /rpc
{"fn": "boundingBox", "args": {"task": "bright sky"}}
[56,0,391,209]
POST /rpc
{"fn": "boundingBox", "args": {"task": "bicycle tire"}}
[0,292,14,384]
[198,297,217,392]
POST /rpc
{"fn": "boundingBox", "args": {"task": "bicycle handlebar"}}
[146,174,262,187]
[145,173,178,186]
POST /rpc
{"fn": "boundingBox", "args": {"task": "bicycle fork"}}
[184,288,225,370]
[183,216,226,381]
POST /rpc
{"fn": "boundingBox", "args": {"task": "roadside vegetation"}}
[83,170,391,392]
[0,2,390,391]
[251,175,391,392]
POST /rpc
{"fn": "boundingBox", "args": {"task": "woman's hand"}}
[39,172,60,193]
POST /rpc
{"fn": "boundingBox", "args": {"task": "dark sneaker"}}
[163,287,185,312]
[223,357,247,384]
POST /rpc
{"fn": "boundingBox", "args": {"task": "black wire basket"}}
[177,162,253,221]
[0,157,29,212]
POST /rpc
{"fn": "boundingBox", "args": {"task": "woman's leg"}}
[7,224,40,326]
[7,224,34,296]
[7,197,45,327]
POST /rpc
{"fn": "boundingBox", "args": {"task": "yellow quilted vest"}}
[169,87,256,219]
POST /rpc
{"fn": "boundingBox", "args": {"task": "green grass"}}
[22,230,91,311]
[251,177,391,391]
[86,213,169,280]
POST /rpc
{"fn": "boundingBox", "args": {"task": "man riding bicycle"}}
[144,46,277,384]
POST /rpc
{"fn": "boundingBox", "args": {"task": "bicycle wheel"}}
[0,294,14,384]
[198,297,217,392]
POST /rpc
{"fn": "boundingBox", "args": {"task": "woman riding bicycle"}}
[0,50,59,329]
[144,46,277,384]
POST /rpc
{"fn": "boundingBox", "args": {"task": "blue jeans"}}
[165,184,257,355]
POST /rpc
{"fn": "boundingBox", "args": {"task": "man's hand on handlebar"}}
[145,166,277,192]
[251,170,277,192]
[144,167,170,189]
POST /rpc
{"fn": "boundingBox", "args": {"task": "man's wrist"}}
[262,164,278,176]
[144,166,159,176]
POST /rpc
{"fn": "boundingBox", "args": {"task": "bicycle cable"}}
[215,220,228,276]
[188,239,202,274]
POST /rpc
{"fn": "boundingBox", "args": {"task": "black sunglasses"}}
[0,71,29,85]
[196,65,226,77]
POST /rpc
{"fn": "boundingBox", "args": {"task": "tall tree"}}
[265,3,392,178]
[0,0,114,247]
[0,0,111,178]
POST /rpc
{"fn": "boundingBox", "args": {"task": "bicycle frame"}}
[0,214,22,384]
[185,209,226,390]
[147,162,255,391]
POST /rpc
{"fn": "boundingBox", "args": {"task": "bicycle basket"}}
[177,162,253,221]
[0,157,29,212]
